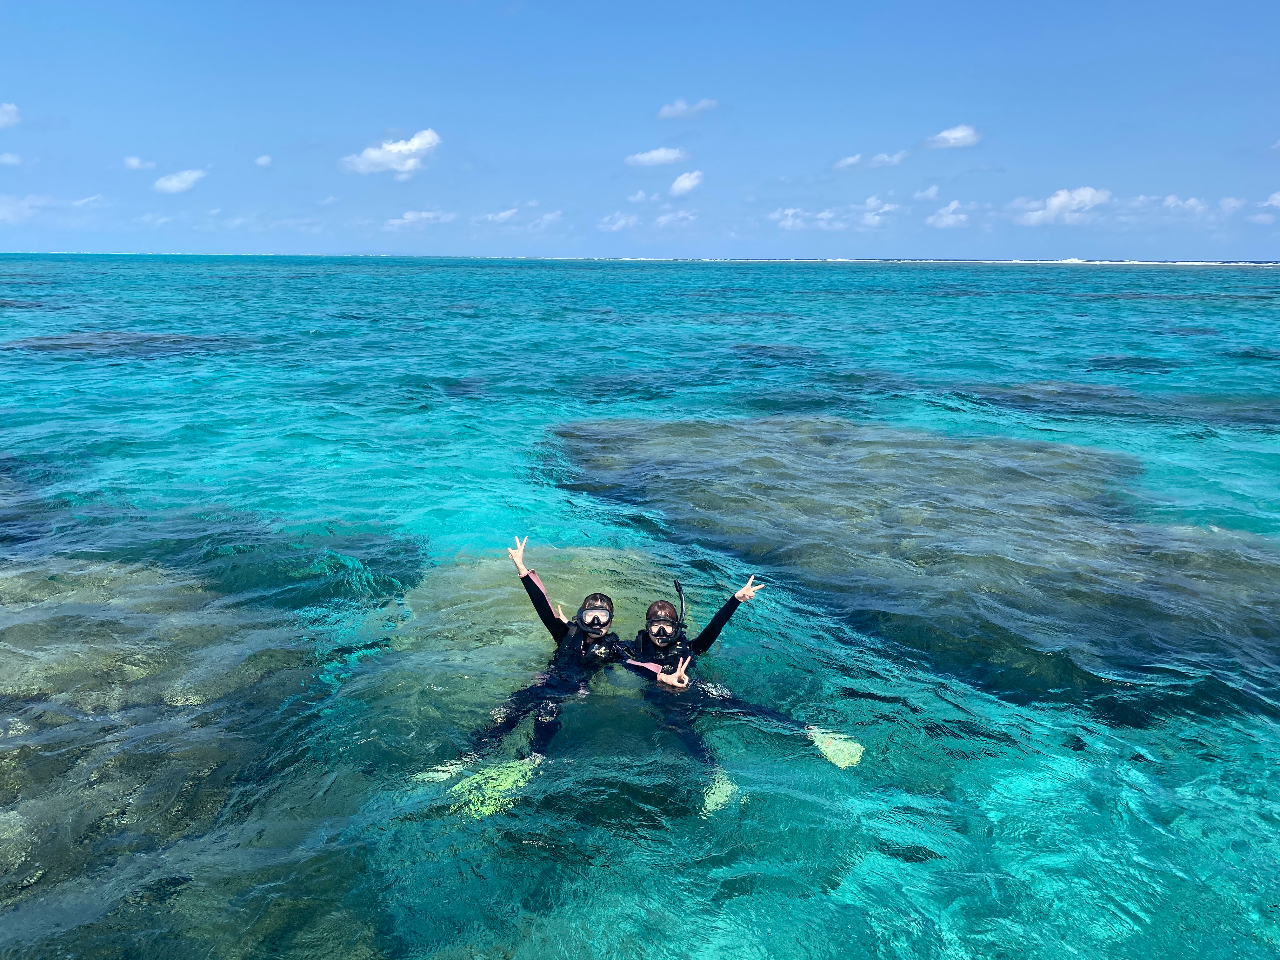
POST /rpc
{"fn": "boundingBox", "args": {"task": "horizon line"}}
[2,252,1279,266]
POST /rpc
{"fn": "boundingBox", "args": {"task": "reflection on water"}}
[2,256,1279,959]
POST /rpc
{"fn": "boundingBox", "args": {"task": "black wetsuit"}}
[630,595,741,668]
[629,594,807,766]
[470,570,630,758]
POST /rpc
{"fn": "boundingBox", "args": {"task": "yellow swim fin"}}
[701,767,738,816]
[808,728,864,768]
[448,755,542,819]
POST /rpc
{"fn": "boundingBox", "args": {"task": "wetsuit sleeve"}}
[622,632,666,678]
[689,596,741,654]
[522,570,570,642]
[624,659,664,677]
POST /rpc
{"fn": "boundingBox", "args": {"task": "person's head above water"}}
[645,599,682,645]
[577,593,614,637]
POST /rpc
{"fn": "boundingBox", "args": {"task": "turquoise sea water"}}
[2,255,1279,959]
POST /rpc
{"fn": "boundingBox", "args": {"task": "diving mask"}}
[579,606,613,631]
[646,618,679,643]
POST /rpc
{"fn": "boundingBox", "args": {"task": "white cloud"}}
[528,210,562,231]
[136,212,171,226]
[0,194,50,224]
[1163,195,1207,214]
[857,196,900,228]
[926,124,981,148]
[0,153,20,166]
[124,156,156,170]
[0,190,100,223]
[319,196,339,205]
[0,103,19,129]
[658,98,717,119]
[384,209,456,229]
[655,209,695,227]
[869,151,907,167]
[926,200,968,228]
[627,189,655,202]
[769,208,808,231]
[1013,186,1110,225]
[914,185,939,201]
[255,155,272,167]
[342,129,441,179]
[768,196,899,231]
[1243,196,1276,224]
[626,147,688,166]
[834,154,861,169]
[599,212,639,231]
[153,169,206,193]
[670,170,703,196]
[1272,140,1280,150]
[1114,193,1256,227]
[480,208,519,223]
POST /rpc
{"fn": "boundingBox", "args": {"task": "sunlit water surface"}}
[1,256,1278,959]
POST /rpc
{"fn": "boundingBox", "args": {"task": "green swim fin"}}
[808,728,864,768]
[701,767,738,817]
[447,755,542,819]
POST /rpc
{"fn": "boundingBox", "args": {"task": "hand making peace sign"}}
[656,656,692,690]
[507,535,530,577]
[735,575,766,602]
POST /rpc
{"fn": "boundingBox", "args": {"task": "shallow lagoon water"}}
[1,256,1279,959]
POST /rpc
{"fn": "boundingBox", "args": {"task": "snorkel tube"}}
[673,579,688,641]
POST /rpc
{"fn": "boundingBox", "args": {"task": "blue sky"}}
[1,0,1277,259]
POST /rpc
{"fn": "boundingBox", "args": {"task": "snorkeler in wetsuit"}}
[627,577,864,774]
[466,535,631,760]
[421,537,631,818]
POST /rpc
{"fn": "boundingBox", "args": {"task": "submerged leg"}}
[696,685,864,768]
[438,681,575,820]
[525,699,564,757]
[644,690,717,766]
[695,685,798,728]
[469,679,575,757]
[641,689,738,814]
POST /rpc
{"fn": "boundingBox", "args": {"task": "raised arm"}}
[508,536,569,642]
[689,575,765,654]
